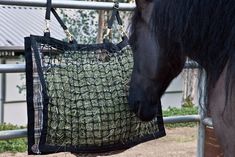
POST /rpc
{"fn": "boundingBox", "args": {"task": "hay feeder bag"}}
[25,0,165,155]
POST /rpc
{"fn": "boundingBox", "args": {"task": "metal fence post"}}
[197,70,207,157]
[0,59,6,123]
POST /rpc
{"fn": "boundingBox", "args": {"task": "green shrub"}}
[0,123,27,153]
[0,123,25,131]
[182,96,195,108]
[163,106,199,128]
[163,106,198,117]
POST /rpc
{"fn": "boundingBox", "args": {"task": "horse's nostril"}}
[132,101,157,121]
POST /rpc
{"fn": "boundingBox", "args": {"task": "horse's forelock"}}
[129,8,141,51]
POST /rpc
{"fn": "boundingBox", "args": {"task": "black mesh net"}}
[25,36,165,155]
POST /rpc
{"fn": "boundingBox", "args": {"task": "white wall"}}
[4,102,27,126]
[161,75,184,109]
[2,59,27,126]
[5,72,26,102]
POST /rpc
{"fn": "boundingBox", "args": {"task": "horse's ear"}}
[135,0,153,11]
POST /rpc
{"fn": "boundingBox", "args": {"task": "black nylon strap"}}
[116,11,123,25]
[107,2,123,29]
[105,2,129,49]
[51,8,68,30]
[44,0,68,37]
[45,0,51,20]
[116,36,129,50]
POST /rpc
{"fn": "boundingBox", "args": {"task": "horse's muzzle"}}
[136,102,157,121]
[128,94,157,121]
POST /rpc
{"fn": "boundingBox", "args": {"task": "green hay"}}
[43,47,159,147]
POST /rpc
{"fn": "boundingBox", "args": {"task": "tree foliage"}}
[60,0,133,43]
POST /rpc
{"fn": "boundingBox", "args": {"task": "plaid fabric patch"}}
[31,46,44,154]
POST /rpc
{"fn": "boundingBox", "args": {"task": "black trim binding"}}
[39,129,165,154]
[25,37,35,154]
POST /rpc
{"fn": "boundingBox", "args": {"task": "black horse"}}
[128,0,235,156]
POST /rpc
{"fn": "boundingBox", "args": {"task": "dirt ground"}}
[0,127,197,157]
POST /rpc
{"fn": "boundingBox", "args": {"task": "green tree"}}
[60,0,133,43]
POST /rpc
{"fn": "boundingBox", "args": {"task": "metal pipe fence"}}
[0,62,210,157]
[0,1,212,157]
[0,62,200,73]
[0,0,135,11]
[0,115,201,140]
[0,129,27,140]
[0,64,25,73]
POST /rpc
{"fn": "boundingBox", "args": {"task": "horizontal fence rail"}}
[0,64,25,73]
[0,115,200,140]
[0,0,136,11]
[0,62,200,73]
[164,115,200,124]
[0,129,27,140]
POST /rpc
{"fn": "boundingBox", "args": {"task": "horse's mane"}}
[131,0,235,109]
[129,9,140,52]
[151,0,235,108]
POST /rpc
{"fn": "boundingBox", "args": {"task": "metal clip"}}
[119,25,128,37]
[64,29,73,41]
[113,2,119,9]
[44,19,50,33]
[103,28,111,39]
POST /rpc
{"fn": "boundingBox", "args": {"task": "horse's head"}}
[128,0,186,121]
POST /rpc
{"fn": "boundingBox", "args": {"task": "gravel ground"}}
[0,127,197,157]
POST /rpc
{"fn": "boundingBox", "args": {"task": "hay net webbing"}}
[25,1,165,155]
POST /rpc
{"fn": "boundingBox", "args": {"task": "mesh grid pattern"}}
[26,36,165,154]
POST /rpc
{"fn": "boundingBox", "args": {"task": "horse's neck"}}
[187,49,228,90]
